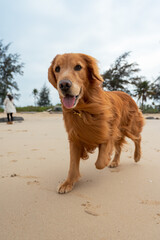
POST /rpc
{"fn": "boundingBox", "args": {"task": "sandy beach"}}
[0,112,160,240]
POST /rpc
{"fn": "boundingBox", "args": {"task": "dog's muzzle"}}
[59,79,72,94]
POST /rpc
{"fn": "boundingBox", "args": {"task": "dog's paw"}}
[95,161,107,170]
[134,153,141,162]
[57,181,73,194]
[109,161,119,168]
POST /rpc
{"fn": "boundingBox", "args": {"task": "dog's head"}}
[48,53,103,109]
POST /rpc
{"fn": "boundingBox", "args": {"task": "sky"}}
[0,0,160,106]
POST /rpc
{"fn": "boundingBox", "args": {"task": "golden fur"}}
[48,53,144,193]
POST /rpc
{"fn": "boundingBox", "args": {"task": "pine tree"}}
[37,84,51,106]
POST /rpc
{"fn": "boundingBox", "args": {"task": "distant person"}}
[3,93,16,124]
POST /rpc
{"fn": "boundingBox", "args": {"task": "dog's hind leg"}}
[124,131,142,162]
[109,137,125,168]
[95,141,113,169]
[134,136,141,162]
[109,144,121,168]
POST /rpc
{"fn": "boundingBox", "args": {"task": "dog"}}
[48,53,144,194]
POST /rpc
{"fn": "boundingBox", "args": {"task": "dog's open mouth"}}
[62,94,80,109]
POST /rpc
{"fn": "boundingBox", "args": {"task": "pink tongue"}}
[62,95,76,109]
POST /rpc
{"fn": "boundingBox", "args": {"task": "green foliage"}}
[102,52,141,95]
[37,84,51,106]
[132,78,154,110]
[151,76,160,103]
[102,52,160,112]
[16,106,54,112]
[0,40,24,104]
[32,88,39,106]
[141,104,160,113]
[15,105,62,112]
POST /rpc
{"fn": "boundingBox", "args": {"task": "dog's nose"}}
[59,80,72,92]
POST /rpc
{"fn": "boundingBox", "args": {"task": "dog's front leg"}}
[95,141,113,169]
[58,141,81,194]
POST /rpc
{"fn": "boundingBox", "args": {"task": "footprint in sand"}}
[154,213,160,225]
[27,180,40,185]
[10,174,39,180]
[10,160,18,163]
[10,173,18,177]
[81,201,101,216]
[31,149,39,151]
[10,174,40,186]
[140,200,160,206]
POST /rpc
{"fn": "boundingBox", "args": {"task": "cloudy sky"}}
[1,0,160,106]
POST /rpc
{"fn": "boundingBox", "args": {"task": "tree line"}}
[102,52,160,110]
[0,40,160,111]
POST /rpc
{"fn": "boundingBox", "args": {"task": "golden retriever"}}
[48,53,144,194]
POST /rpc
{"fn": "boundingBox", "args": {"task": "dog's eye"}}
[55,66,60,73]
[74,64,82,71]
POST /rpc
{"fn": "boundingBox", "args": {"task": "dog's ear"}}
[82,54,104,83]
[48,55,59,89]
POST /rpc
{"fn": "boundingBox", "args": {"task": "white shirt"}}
[3,97,16,113]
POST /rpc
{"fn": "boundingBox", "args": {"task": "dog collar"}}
[73,110,82,118]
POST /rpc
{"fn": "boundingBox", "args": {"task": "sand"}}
[0,112,160,240]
